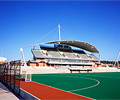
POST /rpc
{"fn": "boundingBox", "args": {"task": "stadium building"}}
[27,40,100,68]
[20,24,119,74]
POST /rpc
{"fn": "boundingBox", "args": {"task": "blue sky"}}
[0,1,120,61]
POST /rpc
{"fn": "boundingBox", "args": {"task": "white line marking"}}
[65,76,100,92]
[32,75,95,100]
[31,80,94,100]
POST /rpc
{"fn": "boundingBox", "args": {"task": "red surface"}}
[20,81,93,100]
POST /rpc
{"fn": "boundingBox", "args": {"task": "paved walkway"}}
[0,82,19,100]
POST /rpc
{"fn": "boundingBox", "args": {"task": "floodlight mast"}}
[20,24,62,66]
[19,42,49,66]
[113,51,120,67]
[58,23,61,41]
[20,48,26,66]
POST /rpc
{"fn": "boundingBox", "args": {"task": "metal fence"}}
[0,60,21,96]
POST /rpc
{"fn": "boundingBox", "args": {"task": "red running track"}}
[20,81,93,100]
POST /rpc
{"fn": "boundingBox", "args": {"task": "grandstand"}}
[30,42,99,67]
[21,39,102,74]
[21,25,120,73]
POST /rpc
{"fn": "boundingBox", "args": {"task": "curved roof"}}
[46,40,99,53]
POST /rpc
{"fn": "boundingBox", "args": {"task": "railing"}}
[47,58,92,63]
[0,61,21,96]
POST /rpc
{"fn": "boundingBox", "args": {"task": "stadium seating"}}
[71,66,83,69]
[58,48,75,58]
[90,54,98,59]
[39,46,95,60]
[32,50,43,57]
[21,66,70,74]
[41,48,61,57]
[72,50,88,59]
[21,65,120,74]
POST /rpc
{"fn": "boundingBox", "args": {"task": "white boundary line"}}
[35,74,100,91]
[32,74,96,100]
[65,76,100,92]
[31,80,95,100]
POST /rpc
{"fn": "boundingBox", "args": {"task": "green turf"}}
[32,72,120,100]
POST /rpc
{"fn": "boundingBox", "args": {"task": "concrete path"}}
[0,82,19,100]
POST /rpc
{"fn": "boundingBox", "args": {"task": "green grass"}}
[32,72,120,100]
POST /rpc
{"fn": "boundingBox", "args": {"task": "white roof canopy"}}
[46,40,99,53]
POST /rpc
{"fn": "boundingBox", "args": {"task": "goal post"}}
[21,71,31,82]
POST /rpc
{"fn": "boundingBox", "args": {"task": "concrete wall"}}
[20,88,40,100]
